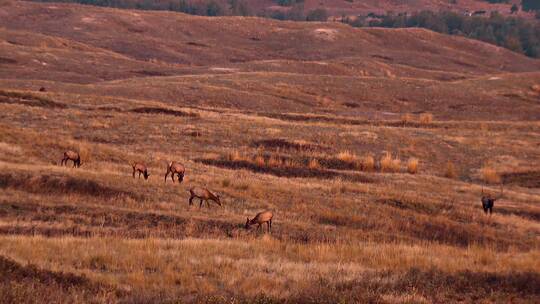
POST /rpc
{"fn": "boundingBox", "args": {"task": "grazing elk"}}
[188,187,221,208]
[481,185,503,215]
[245,211,273,233]
[131,162,150,180]
[60,150,81,168]
[164,161,185,183]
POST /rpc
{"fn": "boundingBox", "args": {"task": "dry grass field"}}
[0,1,539,303]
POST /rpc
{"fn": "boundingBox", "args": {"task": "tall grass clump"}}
[361,155,375,172]
[407,158,419,174]
[308,158,320,169]
[380,152,401,173]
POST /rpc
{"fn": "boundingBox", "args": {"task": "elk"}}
[245,211,273,233]
[164,161,185,183]
[188,187,221,208]
[60,150,81,168]
[131,162,150,180]
[481,185,503,215]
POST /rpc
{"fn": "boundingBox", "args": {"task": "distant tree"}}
[230,0,251,16]
[205,0,224,16]
[522,0,540,11]
[511,4,519,14]
[343,9,540,58]
[306,8,328,21]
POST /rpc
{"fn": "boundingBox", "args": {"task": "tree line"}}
[32,1,539,57]
[344,10,540,58]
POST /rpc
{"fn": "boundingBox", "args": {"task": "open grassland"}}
[0,2,539,303]
[0,89,539,302]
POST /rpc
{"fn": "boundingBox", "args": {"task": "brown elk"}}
[188,187,221,208]
[164,161,185,183]
[60,150,81,168]
[481,185,503,215]
[131,162,150,180]
[245,211,273,233]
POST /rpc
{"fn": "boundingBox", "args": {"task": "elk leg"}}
[72,160,76,168]
[199,199,203,209]
[189,196,194,206]
[132,169,135,178]
[164,171,169,182]
[171,173,175,183]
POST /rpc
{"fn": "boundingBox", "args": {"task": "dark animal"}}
[188,187,221,208]
[132,162,150,180]
[164,161,185,183]
[481,185,503,215]
[39,87,46,92]
[245,211,273,233]
[60,150,81,168]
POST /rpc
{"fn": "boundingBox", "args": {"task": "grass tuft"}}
[407,158,419,174]
[380,152,401,173]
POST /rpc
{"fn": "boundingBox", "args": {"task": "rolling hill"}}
[1,1,539,120]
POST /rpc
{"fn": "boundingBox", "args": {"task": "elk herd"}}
[60,150,274,233]
[60,147,502,229]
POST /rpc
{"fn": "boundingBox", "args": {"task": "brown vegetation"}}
[0,2,538,302]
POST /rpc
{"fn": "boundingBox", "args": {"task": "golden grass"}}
[1,235,539,299]
[308,158,320,169]
[361,155,375,172]
[380,152,401,173]
[407,158,419,174]
[481,166,501,184]
[401,113,414,124]
[253,155,266,167]
[1,84,540,302]
[336,150,359,163]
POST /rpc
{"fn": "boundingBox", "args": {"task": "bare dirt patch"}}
[130,107,198,117]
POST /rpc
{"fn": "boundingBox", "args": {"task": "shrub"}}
[481,166,501,184]
[407,158,419,174]
[444,161,457,179]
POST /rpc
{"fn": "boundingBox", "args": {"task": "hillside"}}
[0,1,539,303]
[1,1,540,120]
[27,0,534,18]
